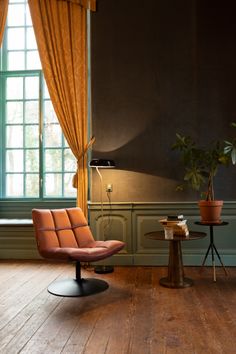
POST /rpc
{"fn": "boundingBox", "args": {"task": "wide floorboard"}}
[0,261,236,354]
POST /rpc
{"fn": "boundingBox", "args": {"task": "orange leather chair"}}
[32,207,125,297]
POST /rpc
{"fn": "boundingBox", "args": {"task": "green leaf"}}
[231,149,236,165]
[224,145,233,154]
[224,140,233,146]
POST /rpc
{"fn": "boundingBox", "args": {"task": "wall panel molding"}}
[89,201,236,266]
[1,200,236,265]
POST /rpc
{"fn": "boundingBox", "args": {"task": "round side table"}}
[145,231,206,288]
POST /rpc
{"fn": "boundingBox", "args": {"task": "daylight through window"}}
[0,0,76,199]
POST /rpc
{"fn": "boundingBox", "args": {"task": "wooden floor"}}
[0,261,236,354]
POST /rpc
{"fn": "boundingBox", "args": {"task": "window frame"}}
[0,69,76,200]
[0,0,77,201]
[0,69,42,199]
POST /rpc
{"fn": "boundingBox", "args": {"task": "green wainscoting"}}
[0,200,236,265]
[88,202,236,267]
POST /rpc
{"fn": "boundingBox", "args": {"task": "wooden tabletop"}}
[195,221,228,227]
[145,230,206,241]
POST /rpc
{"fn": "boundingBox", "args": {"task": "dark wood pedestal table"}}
[195,221,228,282]
[145,231,206,289]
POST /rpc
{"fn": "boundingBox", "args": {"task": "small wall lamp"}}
[89,159,115,169]
[89,158,116,274]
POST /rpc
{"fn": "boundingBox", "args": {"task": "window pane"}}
[6,174,24,197]
[26,150,39,172]
[64,149,76,171]
[6,150,23,172]
[25,101,39,123]
[25,125,39,148]
[44,174,62,197]
[64,173,76,197]
[45,149,62,172]
[26,51,41,70]
[44,101,57,123]
[64,138,69,147]
[6,77,23,99]
[6,101,23,123]
[44,124,62,147]
[26,6,32,26]
[8,28,25,50]
[6,126,23,148]
[26,174,39,197]
[43,81,50,99]
[25,76,39,99]
[26,28,37,49]
[8,51,25,70]
[8,4,25,26]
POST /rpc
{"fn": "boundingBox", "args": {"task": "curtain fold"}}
[0,0,8,45]
[28,0,91,217]
[57,0,96,11]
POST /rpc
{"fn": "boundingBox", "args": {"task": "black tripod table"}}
[195,221,228,281]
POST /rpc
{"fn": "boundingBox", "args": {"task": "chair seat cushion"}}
[40,240,125,262]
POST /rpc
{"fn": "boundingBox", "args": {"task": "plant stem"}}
[207,173,214,201]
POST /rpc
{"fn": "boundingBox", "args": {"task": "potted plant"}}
[172,133,229,223]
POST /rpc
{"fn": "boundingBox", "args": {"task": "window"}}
[0,0,76,199]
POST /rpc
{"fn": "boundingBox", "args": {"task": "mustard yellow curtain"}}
[28,0,92,217]
[0,0,8,45]
[57,0,96,11]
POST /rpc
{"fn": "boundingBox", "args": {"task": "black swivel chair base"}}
[47,277,109,297]
[47,260,109,297]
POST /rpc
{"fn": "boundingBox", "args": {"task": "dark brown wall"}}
[90,0,236,202]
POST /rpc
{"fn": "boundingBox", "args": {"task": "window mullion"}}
[0,74,5,197]
[39,71,44,199]
[62,148,64,197]
[23,76,26,197]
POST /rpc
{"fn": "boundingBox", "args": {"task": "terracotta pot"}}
[198,200,223,223]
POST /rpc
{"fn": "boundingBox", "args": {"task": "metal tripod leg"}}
[212,243,228,276]
[201,243,211,268]
[210,242,216,282]
[202,242,216,281]
[201,225,228,281]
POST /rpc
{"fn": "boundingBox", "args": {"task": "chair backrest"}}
[32,208,95,256]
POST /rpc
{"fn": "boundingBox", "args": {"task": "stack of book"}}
[159,215,189,236]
